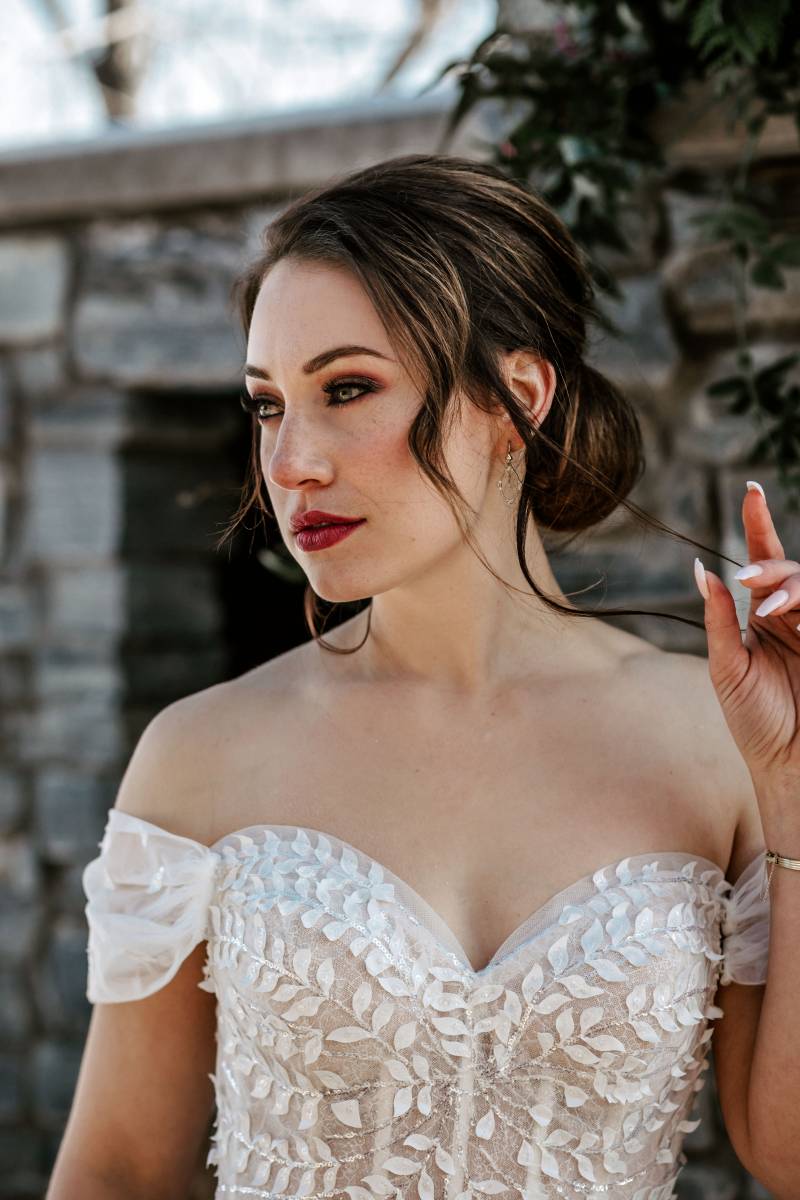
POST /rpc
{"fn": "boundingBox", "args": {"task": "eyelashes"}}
[239,377,380,423]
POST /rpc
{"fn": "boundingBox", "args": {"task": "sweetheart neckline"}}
[107,810,741,976]
[214,822,733,975]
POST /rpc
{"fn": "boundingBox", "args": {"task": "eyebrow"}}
[243,344,393,381]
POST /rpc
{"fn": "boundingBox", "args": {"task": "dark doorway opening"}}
[216,403,310,681]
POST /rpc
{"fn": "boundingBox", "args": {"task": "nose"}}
[265,415,335,493]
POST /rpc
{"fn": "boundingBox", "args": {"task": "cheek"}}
[343,416,418,486]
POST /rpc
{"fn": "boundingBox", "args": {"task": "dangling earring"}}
[497,441,523,507]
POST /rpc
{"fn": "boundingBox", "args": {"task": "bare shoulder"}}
[623,645,765,880]
[113,644,311,846]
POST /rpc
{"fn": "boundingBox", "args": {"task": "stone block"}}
[0,584,35,651]
[45,561,224,642]
[72,215,247,388]
[0,235,69,346]
[26,384,237,452]
[0,768,27,835]
[0,968,34,1043]
[587,273,679,391]
[0,653,28,704]
[26,385,129,449]
[12,344,65,397]
[44,566,124,639]
[0,834,40,900]
[32,916,92,1033]
[31,1038,84,1128]
[0,652,28,705]
[33,769,117,865]
[23,445,121,565]
[0,904,43,966]
[32,645,120,699]
[663,243,800,344]
[18,694,124,768]
[0,836,43,977]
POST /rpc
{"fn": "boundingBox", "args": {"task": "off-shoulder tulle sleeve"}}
[719,849,770,986]
[82,809,220,1003]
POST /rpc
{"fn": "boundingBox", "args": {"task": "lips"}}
[290,509,365,533]
[306,520,355,528]
[294,520,366,552]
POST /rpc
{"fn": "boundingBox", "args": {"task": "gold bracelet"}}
[761,850,800,900]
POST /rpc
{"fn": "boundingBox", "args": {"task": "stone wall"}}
[0,92,796,1199]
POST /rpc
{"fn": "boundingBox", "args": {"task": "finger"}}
[742,481,785,565]
[695,561,750,690]
[733,558,800,601]
[745,571,800,620]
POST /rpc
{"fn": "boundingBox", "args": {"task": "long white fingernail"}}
[755,589,789,617]
[747,480,766,500]
[734,564,763,580]
[694,557,710,600]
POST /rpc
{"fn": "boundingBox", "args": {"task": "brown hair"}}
[220,152,734,653]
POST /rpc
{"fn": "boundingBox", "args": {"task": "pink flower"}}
[553,17,579,57]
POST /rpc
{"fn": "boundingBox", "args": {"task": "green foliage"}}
[426,0,800,510]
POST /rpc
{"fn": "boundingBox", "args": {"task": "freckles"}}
[363,425,410,470]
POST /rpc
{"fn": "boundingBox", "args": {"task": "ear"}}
[499,350,557,436]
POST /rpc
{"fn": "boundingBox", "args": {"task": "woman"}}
[49,154,800,1198]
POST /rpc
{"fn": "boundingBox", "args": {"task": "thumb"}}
[695,558,749,691]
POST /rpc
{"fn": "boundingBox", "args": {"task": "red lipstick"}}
[294,520,366,552]
[290,508,364,532]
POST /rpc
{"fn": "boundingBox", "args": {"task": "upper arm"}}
[49,694,225,1197]
[51,943,217,1196]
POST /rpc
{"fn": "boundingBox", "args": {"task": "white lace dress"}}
[82,810,771,1200]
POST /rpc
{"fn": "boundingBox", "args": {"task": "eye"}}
[239,377,379,424]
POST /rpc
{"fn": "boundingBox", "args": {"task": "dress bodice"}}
[82,810,771,1199]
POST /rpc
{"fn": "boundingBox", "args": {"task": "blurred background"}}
[0,0,494,149]
[1,2,798,1196]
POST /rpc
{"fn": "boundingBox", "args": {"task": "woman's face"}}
[244,257,508,604]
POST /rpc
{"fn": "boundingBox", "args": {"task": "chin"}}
[307,576,374,605]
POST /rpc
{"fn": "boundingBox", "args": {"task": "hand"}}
[695,481,800,804]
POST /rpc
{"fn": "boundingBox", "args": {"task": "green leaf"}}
[707,374,747,397]
[750,257,785,288]
[688,0,724,50]
[770,237,800,266]
[729,392,755,414]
